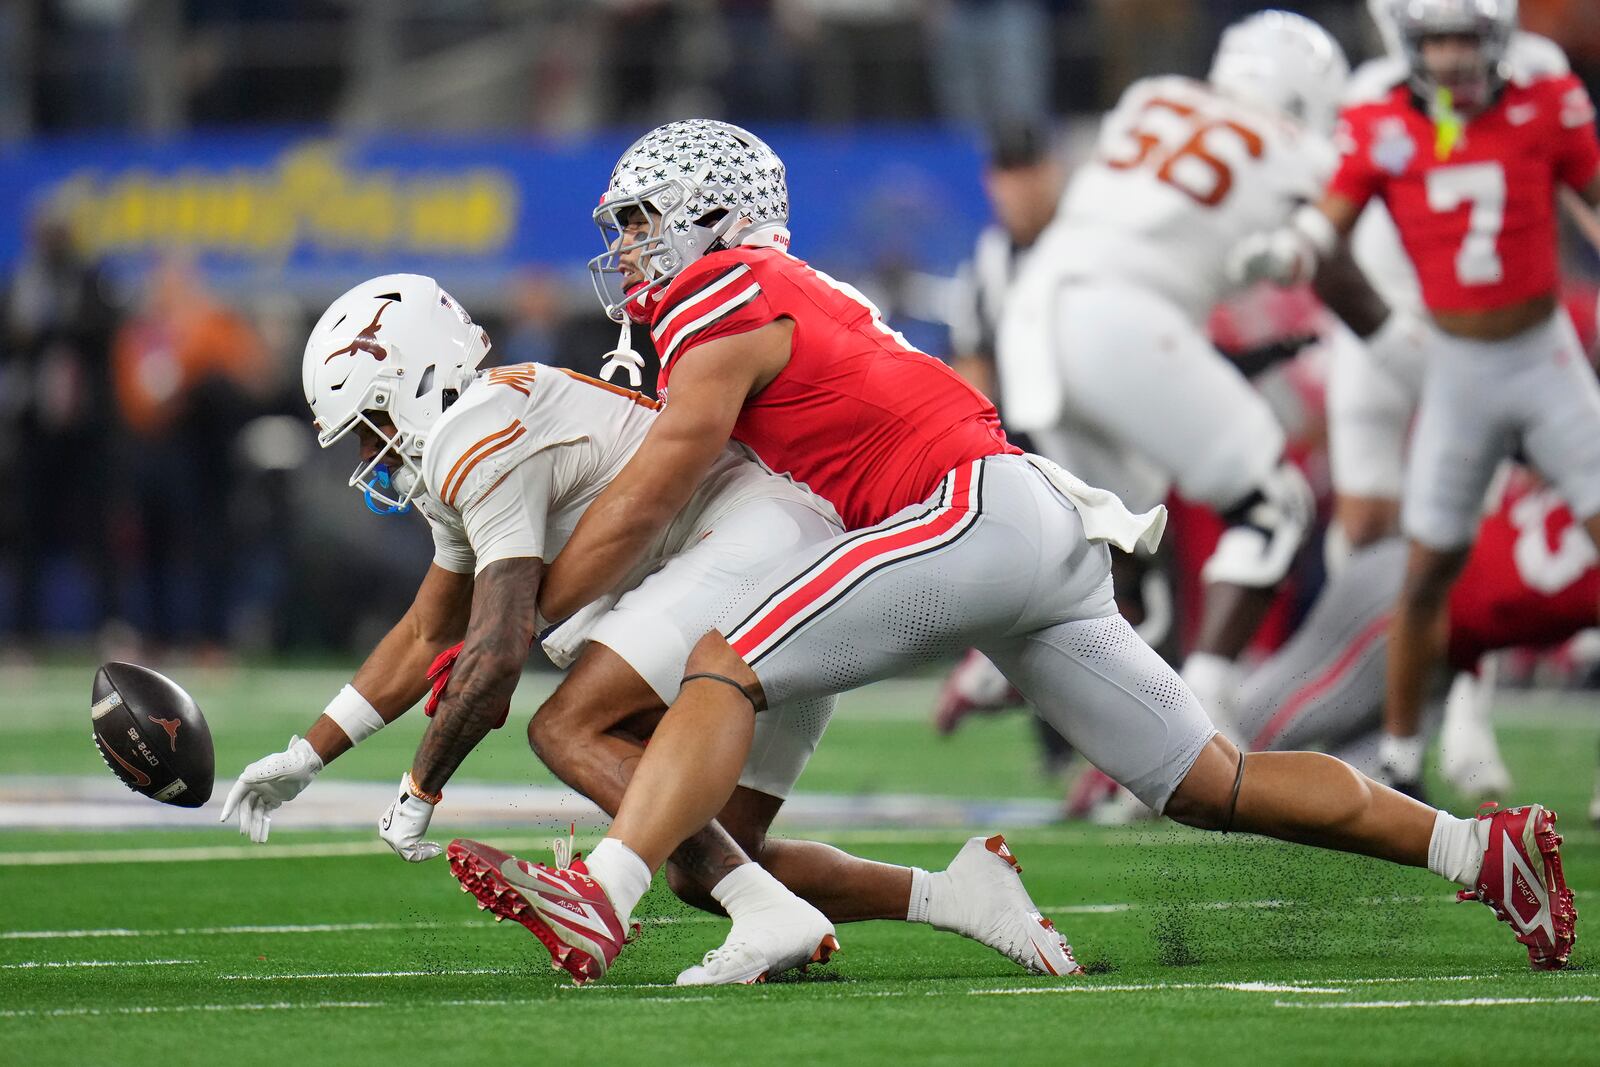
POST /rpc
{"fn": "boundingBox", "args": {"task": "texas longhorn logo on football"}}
[148,714,182,751]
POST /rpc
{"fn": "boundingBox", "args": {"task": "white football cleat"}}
[676,896,838,986]
[1438,671,1512,802]
[933,835,1084,977]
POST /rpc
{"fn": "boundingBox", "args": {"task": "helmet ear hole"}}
[414,364,436,399]
[696,208,729,228]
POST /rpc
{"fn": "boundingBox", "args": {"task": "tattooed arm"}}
[410,556,544,795]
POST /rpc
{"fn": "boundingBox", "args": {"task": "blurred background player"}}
[1324,0,1579,799]
[998,11,1347,736]
[1238,0,1600,798]
[1234,469,1599,816]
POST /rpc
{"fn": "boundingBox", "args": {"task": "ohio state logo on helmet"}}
[588,119,790,325]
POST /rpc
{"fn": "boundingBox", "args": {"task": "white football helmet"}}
[302,274,490,514]
[1394,0,1517,104]
[1209,10,1351,136]
[589,119,789,324]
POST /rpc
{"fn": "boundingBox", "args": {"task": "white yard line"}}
[0,959,195,969]
[0,1001,385,1020]
[221,968,520,981]
[0,921,468,941]
[0,995,723,1019]
[0,893,1514,942]
[970,982,1349,996]
[1275,995,1600,1010]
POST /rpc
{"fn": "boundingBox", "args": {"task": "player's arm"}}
[1581,173,1600,208]
[379,449,558,860]
[307,564,475,761]
[219,564,472,842]
[408,555,545,795]
[1307,193,1437,368]
[536,320,789,624]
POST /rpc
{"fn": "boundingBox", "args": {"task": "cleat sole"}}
[447,839,599,985]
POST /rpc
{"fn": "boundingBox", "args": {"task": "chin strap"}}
[600,319,645,387]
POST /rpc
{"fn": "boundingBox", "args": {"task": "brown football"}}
[90,662,214,808]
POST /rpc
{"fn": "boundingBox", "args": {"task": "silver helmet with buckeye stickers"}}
[1393,0,1517,106]
[589,119,790,325]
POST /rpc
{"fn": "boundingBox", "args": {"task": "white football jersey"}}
[415,362,836,579]
[1035,76,1337,323]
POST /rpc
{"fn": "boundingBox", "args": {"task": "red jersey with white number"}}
[1326,73,1600,314]
[1447,481,1600,670]
[652,246,1018,530]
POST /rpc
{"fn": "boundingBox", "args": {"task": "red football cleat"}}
[1458,804,1577,970]
[448,838,634,984]
[934,649,1024,735]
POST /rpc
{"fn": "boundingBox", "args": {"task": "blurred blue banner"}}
[0,128,987,294]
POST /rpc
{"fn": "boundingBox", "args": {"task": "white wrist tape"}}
[323,684,387,746]
[1289,203,1339,262]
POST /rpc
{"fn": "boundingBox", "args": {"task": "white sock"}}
[907,867,932,923]
[923,869,959,932]
[1427,810,1489,888]
[583,838,652,923]
[709,862,794,922]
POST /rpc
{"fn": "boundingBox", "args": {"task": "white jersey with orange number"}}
[1041,75,1336,323]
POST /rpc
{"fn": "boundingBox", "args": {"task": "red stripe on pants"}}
[729,464,975,660]
[1252,614,1392,750]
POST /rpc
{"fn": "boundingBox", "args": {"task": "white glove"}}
[1226,204,1339,288]
[219,735,324,844]
[1226,226,1318,287]
[378,772,443,862]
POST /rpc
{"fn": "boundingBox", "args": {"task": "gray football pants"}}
[719,454,1217,812]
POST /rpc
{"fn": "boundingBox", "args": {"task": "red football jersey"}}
[651,247,1018,530]
[1447,481,1600,670]
[1327,74,1600,314]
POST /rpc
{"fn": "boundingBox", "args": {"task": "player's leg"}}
[1436,659,1511,801]
[1383,327,1516,793]
[665,786,916,923]
[1232,539,1407,753]
[1383,540,1470,794]
[598,459,1087,975]
[604,459,1013,870]
[529,497,921,926]
[1325,317,1417,566]
[1047,281,1311,729]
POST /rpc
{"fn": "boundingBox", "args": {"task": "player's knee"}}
[527,688,590,766]
[1202,461,1314,589]
[1163,786,1230,831]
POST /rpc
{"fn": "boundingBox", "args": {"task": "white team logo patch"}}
[1370,117,1415,175]
[1501,828,1552,938]
[1506,103,1538,127]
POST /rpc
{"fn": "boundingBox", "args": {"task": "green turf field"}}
[4,664,1599,1065]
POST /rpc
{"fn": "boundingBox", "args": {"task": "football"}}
[90,662,215,808]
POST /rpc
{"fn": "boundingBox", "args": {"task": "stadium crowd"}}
[1,0,1598,674]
